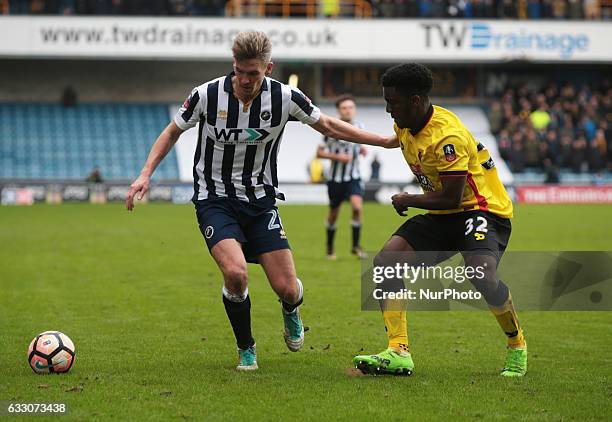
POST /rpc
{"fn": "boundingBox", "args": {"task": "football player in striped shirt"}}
[126,31,393,371]
[316,94,367,260]
[352,63,527,377]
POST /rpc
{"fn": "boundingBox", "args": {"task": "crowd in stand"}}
[2,0,610,19]
[490,81,611,178]
[370,0,608,19]
[3,0,226,15]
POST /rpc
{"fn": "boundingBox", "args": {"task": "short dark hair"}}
[335,94,355,109]
[381,63,433,96]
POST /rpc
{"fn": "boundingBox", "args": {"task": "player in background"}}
[316,95,367,260]
[126,31,392,371]
[351,63,527,377]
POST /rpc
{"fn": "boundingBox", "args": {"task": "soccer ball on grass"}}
[28,331,75,374]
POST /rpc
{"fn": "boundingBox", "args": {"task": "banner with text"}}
[0,17,610,62]
[517,185,612,204]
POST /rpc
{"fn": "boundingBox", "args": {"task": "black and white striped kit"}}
[175,72,320,202]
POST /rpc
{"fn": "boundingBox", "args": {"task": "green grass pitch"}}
[1,203,611,420]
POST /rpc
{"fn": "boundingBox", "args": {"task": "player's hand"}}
[126,174,150,211]
[391,193,411,216]
[337,153,352,164]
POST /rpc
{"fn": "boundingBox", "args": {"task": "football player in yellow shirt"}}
[353,63,527,377]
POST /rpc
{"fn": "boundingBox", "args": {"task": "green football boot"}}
[236,344,258,371]
[353,348,414,376]
[500,346,527,377]
[282,306,304,352]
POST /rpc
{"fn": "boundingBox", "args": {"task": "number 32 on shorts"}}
[465,216,488,240]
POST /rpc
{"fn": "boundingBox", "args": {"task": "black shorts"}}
[194,197,290,264]
[393,210,511,263]
[327,179,363,208]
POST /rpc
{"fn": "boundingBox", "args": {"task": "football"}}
[28,331,75,374]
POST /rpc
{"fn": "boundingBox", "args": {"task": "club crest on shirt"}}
[260,110,271,121]
[217,110,228,120]
[443,144,456,162]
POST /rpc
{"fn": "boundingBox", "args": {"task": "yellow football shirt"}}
[395,105,513,219]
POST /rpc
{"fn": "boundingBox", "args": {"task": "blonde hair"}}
[232,31,272,63]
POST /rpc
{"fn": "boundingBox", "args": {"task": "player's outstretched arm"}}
[126,121,184,211]
[391,175,467,215]
[311,114,399,149]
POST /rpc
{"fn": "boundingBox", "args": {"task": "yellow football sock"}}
[383,310,409,353]
[489,293,526,349]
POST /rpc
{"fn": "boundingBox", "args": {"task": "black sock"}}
[351,221,361,249]
[223,294,254,350]
[282,296,303,313]
[281,278,304,313]
[326,225,336,254]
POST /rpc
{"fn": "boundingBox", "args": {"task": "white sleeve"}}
[174,87,205,130]
[289,88,321,125]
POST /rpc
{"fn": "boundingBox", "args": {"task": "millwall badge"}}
[443,144,456,162]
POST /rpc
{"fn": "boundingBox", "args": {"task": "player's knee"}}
[275,277,300,302]
[223,265,248,291]
[464,255,503,300]
[373,252,387,269]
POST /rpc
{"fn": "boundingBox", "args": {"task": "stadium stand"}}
[491,81,611,183]
[0,103,179,180]
[1,0,610,19]
[0,2,610,187]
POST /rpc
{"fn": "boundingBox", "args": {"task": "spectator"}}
[544,129,560,158]
[571,135,588,173]
[541,0,554,17]
[488,101,503,134]
[589,129,607,172]
[190,0,225,16]
[86,166,104,184]
[321,0,340,17]
[567,0,583,19]
[446,0,464,18]
[584,0,600,19]
[510,132,526,173]
[497,0,516,18]
[61,85,77,107]
[524,129,541,168]
[580,115,597,141]
[471,0,491,18]
[498,129,512,162]
[543,158,560,183]
[530,104,551,130]
[559,134,573,167]
[370,154,381,182]
[552,0,567,18]
[526,0,541,18]
[168,0,187,15]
